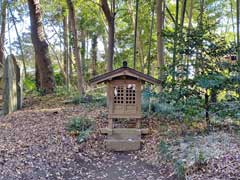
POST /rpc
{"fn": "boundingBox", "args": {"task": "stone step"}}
[105,128,141,151]
[106,139,141,151]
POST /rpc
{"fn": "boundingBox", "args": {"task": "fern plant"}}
[66,117,94,143]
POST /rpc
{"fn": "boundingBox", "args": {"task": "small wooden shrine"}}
[89,61,160,151]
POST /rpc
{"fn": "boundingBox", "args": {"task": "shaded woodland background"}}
[0,0,239,126]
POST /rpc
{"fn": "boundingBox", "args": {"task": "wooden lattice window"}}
[126,84,136,104]
[114,85,124,104]
[113,84,136,104]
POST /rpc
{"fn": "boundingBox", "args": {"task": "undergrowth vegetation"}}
[66,116,94,143]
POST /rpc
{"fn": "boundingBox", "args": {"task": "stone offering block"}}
[106,128,141,151]
[3,55,23,115]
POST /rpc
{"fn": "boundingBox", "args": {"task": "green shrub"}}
[70,94,107,107]
[158,140,172,161]
[194,150,206,167]
[23,76,36,93]
[54,72,65,86]
[54,86,77,97]
[173,160,186,180]
[66,117,94,143]
[142,88,204,121]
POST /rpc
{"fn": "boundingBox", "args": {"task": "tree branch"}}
[101,0,112,23]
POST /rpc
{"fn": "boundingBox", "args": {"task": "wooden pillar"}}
[108,118,113,135]
[136,118,141,129]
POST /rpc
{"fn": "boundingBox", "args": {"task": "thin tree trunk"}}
[196,0,204,75]
[156,0,165,90]
[9,7,27,76]
[128,0,144,71]
[63,12,69,88]
[101,0,115,72]
[91,34,98,77]
[147,1,155,75]
[180,0,187,28]
[67,0,85,95]
[68,15,73,83]
[230,0,236,44]
[188,0,193,29]
[69,46,73,83]
[237,0,240,61]
[28,0,55,94]
[186,0,193,79]
[172,0,179,85]
[0,0,7,65]
[7,9,12,54]
[205,89,210,131]
[80,30,86,76]
[133,0,139,69]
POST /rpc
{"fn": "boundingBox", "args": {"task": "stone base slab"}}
[105,128,142,151]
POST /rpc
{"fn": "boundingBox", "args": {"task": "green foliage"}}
[173,160,186,180]
[54,72,65,86]
[211,100,240,120]
[158,140,172,161]
[70,94,107,108]
[194,150,206,168]
[195,73,227,90]
[158,140,186,179]
[23,76,36,93]
[54,86,77,97]
[142,88,204,121]
[66,117,94,143]
[67,117,93,132]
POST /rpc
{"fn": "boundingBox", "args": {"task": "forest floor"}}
[0,95,239,180]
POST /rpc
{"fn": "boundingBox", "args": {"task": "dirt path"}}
[0,98,174,180]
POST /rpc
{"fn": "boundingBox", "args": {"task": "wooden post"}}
[108,118,113,135]
[136,118,141,129]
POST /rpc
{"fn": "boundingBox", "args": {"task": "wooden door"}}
[111,80,141,118]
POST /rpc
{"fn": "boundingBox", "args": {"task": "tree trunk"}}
[205,89,210,131]
[0,0,7,65]
[210,89,217,103]
[128,0,144,71]
[186,0,193,79]
[147,1,155,75]
[180,0,187,28]
[101,0,115,72]
[68,14,73,84]
[80,30,86,77]
[91,34,98,77]
[28,0,55,94]
[196,0,204,75]
[230,0,236,44]
[156,0,165,90]
[9,7,27,76]
[237,0,240,61]
[63,12,69,88]
[133,0,139,69]
[172,0,179,85]
[67,0,85,95]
